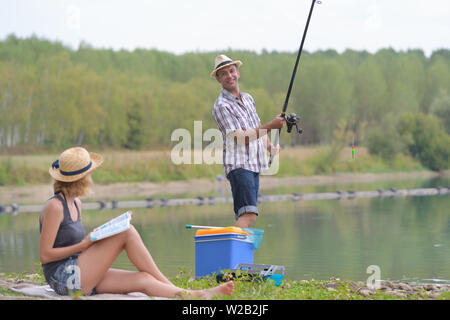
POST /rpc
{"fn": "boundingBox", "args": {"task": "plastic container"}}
[194,227,254,278]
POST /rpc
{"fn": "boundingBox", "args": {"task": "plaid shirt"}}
[212,88,269,176]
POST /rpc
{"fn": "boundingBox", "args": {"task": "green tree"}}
[430,89,450,134]
[397,113,450,171]
[353,56,389,128]
[124,103,145,149]
[1,35,449,154]
[367,119,406,160]
[423,57,450,113]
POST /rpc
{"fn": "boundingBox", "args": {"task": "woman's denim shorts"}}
[227,168,260,220]
[48,257,96,296]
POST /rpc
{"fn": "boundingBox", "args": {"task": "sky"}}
[1,0,450,56]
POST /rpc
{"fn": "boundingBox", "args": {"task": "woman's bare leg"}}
[95,268,234,299]
[77,224,234,298]
[77,225,174,294]
[120,225,174,285]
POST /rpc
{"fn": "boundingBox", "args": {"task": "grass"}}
[0,146,427,187]
[170,268,449,300]
[0,263,47,299]
[1,264,448,300]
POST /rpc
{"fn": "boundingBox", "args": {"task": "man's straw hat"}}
[49,147,103,182]
[210,54,242,78]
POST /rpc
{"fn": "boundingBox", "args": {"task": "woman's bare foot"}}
[204,280,234,299]
[188,281,234,299]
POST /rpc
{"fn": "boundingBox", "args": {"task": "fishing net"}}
[243,228,264,250]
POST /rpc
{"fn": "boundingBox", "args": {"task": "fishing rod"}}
[269,0,321,165]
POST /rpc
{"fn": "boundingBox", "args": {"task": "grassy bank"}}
[0,146,428,187]
[1,267,449,300]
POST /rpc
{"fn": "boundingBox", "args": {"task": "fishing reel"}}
[283,113,303,134]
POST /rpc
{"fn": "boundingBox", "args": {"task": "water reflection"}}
[1,190,449,284]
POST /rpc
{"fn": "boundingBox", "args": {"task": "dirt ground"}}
[0,171,445,205]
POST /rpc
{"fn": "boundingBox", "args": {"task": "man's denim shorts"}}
[48,257,96,296]
[227,168,260,220]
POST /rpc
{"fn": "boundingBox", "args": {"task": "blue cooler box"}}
[195,227,254,278]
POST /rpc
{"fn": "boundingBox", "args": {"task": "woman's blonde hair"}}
[53,174,93,198]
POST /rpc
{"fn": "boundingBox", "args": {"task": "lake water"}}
[1,176,449,285]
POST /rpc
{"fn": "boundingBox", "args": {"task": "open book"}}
[90,211,132,241]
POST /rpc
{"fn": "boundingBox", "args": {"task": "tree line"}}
[0,34,449,170]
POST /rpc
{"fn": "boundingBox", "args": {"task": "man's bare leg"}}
[235,213,257,228]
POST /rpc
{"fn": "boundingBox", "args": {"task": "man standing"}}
[211,54,285,228]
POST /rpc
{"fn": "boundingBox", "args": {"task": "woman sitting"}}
[39,146,234,298]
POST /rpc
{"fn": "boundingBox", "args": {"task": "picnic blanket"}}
[9,282,161,300]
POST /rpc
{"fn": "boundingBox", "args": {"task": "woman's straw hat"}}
[49,147,103,182]
[210,54,242,78]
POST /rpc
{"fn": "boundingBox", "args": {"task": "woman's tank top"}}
[39,192,85,282]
